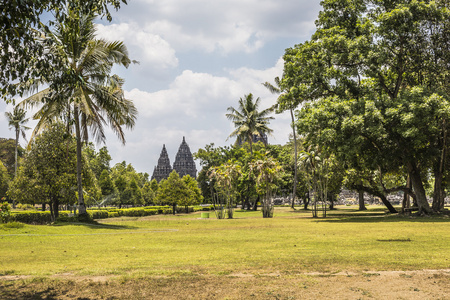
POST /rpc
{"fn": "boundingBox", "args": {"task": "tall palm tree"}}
[21,10,137,216]
[263,78,299,209]
[5,106,30,178]
[226,93,274,154]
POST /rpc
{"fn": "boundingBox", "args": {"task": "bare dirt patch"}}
[1,269,448,299]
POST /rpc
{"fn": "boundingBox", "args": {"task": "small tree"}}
[209,161,241,219]
[156,171,190,215]
[181,175,204,211]
[250,153,282,218]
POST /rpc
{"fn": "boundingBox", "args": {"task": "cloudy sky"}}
[0,0,322,174]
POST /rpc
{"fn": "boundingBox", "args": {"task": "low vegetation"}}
[0,207,448,299]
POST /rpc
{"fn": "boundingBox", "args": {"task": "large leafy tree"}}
[281,0,450,214]
[21,10,137,217]
[8,123,98,220]
[4,106,30,178]
[1,0,127,98]
[226,93,274,154]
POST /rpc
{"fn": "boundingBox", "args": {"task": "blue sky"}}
[0,0,322,174]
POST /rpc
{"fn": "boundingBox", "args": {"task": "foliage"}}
[250,152,283,218]
[181,175,204,207]
[4,106,30,179]
[0,163,9,199]
[0,138,25,177]
[20,9,137,216]
[282,0,450,214]
[109,161,148,207]
[84,145,112,180]
[7,123,98,220]
[209,160,241,219]
[156,171,191,214]
[226,93,274,154]
[0,202,11,223]
[1,0,128,98]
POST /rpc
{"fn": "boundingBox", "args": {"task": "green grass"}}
[1,206,449,277]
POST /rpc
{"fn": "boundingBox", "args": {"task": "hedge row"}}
[11,211,70,224]
[10,205,214,224]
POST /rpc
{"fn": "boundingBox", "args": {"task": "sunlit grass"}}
[0,206,449,276]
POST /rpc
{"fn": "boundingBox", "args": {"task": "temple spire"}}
[151,144,173,182]
[173,137,197,178]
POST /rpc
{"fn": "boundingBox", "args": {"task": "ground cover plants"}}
[0,206,449,299]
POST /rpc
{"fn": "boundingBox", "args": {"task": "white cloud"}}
[95,23,178,70]
[110,0,321,55]
[112,58,290,173]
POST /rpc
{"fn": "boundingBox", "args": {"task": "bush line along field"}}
[1,206,449,299]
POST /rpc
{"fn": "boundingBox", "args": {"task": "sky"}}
[0,0,323,175]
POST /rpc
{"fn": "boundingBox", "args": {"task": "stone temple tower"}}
[151,144,173,182]
[173,137,197,178]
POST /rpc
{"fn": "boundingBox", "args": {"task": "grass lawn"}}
[0,206,449,299]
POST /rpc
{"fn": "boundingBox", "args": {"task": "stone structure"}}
[151,144,172,182]
[237,133,268,146]
[173,137,197,178]
[151,137,197,182]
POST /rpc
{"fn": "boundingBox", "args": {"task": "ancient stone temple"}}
[173,137,197,178]
[151,144,172,182]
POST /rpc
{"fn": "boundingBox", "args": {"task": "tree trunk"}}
[74,107,87,216]
[49,200,54,222]
[42,202,46,211]
[252,195,259,211]
[432,169,444,212]
[304,192,310,210]
[433,119,447,212]
[53,198,59,220]
[14,128,18,178]
[172,203,176,215]
[290,108,298,209]
[358,190,367,211]
[402,175,411,213]
[378,193,397,213]
[407,162,432,214]
[329,194,335,210]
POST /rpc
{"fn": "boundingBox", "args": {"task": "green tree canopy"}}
[8,123,98,220]
[226,93,274,154]
[1,0,127,98]
[281,0,450,214]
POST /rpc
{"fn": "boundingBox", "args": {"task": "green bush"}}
[107,212,119,218]
[1,202,11,223]
[88,210,109,219]
[11,211,52,224]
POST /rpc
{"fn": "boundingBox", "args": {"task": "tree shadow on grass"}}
[315,214,450,223]
[51,221,137,230]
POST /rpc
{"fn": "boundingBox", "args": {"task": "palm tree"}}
[226,93,274,154]
[263,78,299,209]
[5,106,30,178]
[21,10,137,216]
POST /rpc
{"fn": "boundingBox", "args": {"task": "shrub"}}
[16,203,36,210]
[107,212,120,218]
[11,211,53,224]
[0,202,11,223]
[88,210,109,219]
